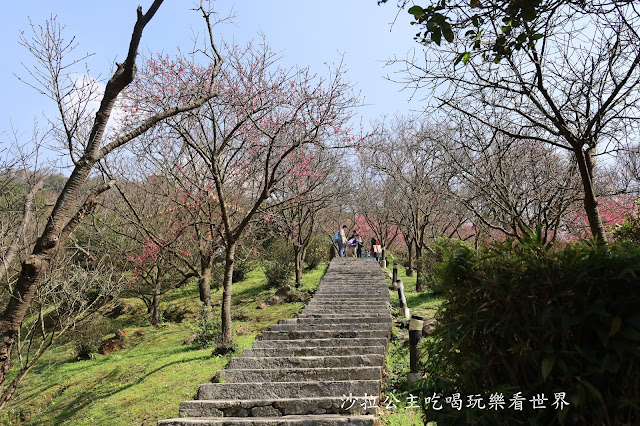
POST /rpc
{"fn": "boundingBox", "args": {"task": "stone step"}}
[297,314,390,319]
[322,278,383,281]
[313,293,387,296]
[197,380,380,400]
[268,323,389,332]
[241,345,386,358]
[298,310,391,318]
[300,311,389,317]
[306,298,389,303]
[159,414,380,425]
[316,278,385,281]
[218,367,382,383]
[308,297,389,302]
[252,338,387,349]
[314,287,387,291]
[301,307,389,313]
[158,257,390,426]
[227,355,385,370]
[259,330,389,341]
[303,303,389,309]
[278,317,391,325]
[315,293,384,296]
[303,304,389,308]
[178,397,376,417]
[319,283,383,286]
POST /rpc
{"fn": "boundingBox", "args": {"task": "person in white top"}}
[338,225,348,257]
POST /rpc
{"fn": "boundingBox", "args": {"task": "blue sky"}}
[1,1,423,164]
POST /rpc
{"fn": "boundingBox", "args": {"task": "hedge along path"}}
[159,257,392,426]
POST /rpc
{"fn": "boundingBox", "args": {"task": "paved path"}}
[158,257,391,425]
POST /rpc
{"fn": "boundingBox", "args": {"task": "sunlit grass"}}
[2,263,327,425]
[385,264,444,318]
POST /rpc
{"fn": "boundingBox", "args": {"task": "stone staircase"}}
[158,258,391,425]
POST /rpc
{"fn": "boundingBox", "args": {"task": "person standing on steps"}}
[346,231,358,258]
[336,225,348,257]
[356,234,364,258]
[370,237,382,262]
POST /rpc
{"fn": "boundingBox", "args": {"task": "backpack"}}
[333,232,340,242]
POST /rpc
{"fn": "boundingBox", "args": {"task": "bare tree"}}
[354,173,401,259]
[390,1,640,241]
[362,115,465,291]
[0,131,50,288]
[0,1,223,389]
[0,251,123,409]
[435,117,584,247]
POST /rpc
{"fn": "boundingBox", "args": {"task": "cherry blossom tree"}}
[107,130,226,321]
[126,38,358,344]
[272,148,344,286]
[109,173,200,326]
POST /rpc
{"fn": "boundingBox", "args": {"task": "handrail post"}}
[409,314,424,373]
[408,314,425,387]
[396,279,410,319]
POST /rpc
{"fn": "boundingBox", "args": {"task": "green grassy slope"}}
[2,265,327,425]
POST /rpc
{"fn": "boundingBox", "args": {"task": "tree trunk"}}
[294,247,304,288]
[0,254,49,389]
[0,178,44,287]
[221,244,236,345]
[415,245,424,293]
[0,363,31,411]
[575,147,607,242]
[150,281,161,326]
[198,255,214,320]
[0,158,101,386]
[406,239,414,277]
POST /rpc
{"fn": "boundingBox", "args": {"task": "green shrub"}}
[260,238,294,288]
[192,317,223,349]
[385,252,396,266]
[415,236,640,425]
[163,302,199,323]
[416,238,472,294]
[72,318,111,360]
[263,261,295,289]
[305,236,328,270]
[232,256,252,282]
[611,200,640,243]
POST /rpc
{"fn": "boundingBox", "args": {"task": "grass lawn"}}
[1,264,327,425]
[386,265,444,319]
